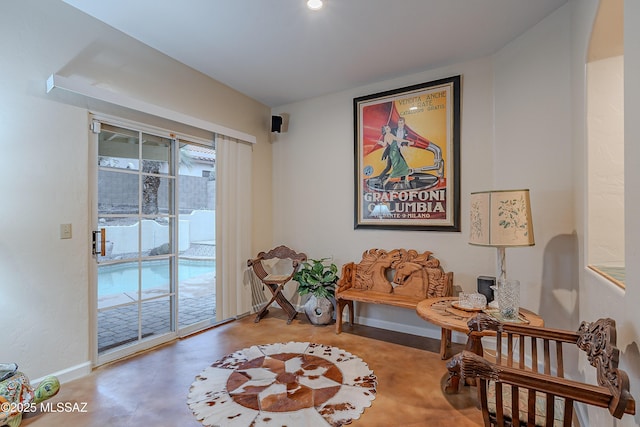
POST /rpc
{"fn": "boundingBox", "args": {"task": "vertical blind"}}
[215,134,253,320]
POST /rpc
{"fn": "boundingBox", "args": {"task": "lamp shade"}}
[469,189,534,247]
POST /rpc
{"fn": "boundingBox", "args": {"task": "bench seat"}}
[337,289,425,309]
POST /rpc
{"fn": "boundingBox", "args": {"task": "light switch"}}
[60,223,72,239]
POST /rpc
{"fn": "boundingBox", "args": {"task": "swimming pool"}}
[98,259,215,296]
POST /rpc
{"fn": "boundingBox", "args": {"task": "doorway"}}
[92,118,216,364]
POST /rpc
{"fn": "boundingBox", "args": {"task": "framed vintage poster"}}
[353,75,460,231]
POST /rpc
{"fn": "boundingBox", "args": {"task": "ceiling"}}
[62,0,568,108]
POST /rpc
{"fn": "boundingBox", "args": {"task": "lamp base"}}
[497,247,506,284]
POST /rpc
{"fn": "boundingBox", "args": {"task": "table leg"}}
[445,331,484,393]
[440,328,452,359]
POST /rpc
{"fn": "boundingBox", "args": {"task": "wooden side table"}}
[416,297,544,393]
[416,297,544,359]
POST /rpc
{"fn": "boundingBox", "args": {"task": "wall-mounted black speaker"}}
[271,115,283,133]
[477,275,496,303]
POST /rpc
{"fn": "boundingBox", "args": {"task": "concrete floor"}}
[22,309,484,427]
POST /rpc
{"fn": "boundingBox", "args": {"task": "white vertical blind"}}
[215,135,253,320]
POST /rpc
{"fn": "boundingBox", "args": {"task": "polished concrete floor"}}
[22,309,484,427]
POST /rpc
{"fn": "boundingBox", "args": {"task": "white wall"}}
[0,0,271,380]
[272,6,575,338]
[622,3,640,404]
[275,3,640,425]
[493,5,575,329]
[272,57,495,338]
[571,1,640,425]
[587,56,625,266]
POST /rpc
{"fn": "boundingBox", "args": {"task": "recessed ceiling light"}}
[307,0,323,11]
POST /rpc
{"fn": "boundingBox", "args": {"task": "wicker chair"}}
[247,245,307,324]
[452,313,635,426]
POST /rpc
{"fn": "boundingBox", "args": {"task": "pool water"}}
[98,259,215,296]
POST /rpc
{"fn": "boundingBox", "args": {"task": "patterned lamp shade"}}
[469,189,534,247]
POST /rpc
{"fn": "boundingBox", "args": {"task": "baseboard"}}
[275,303,468,344]
[32,361,92,385]
[350,315,468,344]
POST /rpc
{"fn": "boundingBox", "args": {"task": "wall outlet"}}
[60,223,72,239]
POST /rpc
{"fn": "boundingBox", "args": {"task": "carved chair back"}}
[459,314,635,426]
[247,245,307,285]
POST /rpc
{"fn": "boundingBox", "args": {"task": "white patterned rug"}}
[187,342,377,426]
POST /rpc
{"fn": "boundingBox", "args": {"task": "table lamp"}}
[469,189,535,284]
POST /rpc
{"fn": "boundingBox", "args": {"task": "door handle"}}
[92,229,106,256]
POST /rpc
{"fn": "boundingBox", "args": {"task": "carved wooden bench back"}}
[337,248,452,299]
[335,248,452,333]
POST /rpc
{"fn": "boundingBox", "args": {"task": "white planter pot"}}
[303,295,334,325]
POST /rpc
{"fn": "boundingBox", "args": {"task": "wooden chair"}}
[247,245,307,324]
[452,313,635,426]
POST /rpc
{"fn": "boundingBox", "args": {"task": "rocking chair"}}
[247,245,307,324]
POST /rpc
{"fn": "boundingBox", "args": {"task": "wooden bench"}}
[335,248,453,334]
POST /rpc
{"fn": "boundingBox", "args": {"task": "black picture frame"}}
[353,75,461,231]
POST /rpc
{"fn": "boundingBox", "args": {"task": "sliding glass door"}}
[92,119,216,364]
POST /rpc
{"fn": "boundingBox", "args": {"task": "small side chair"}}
[247,245,307,324]
[453,313,635,426]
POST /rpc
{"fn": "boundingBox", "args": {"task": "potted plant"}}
[293,258,339,325]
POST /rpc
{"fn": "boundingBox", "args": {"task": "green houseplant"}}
[293,258,339,298]
[293,258,339,325]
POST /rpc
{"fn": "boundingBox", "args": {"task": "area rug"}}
[187,342,377,426]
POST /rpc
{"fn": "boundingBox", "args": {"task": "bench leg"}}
[335,299,354,334]
[348,300,354,325]
[336,299,345,334]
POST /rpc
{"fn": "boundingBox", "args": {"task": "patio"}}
[98,243,216,353]
[97,294,215,353]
